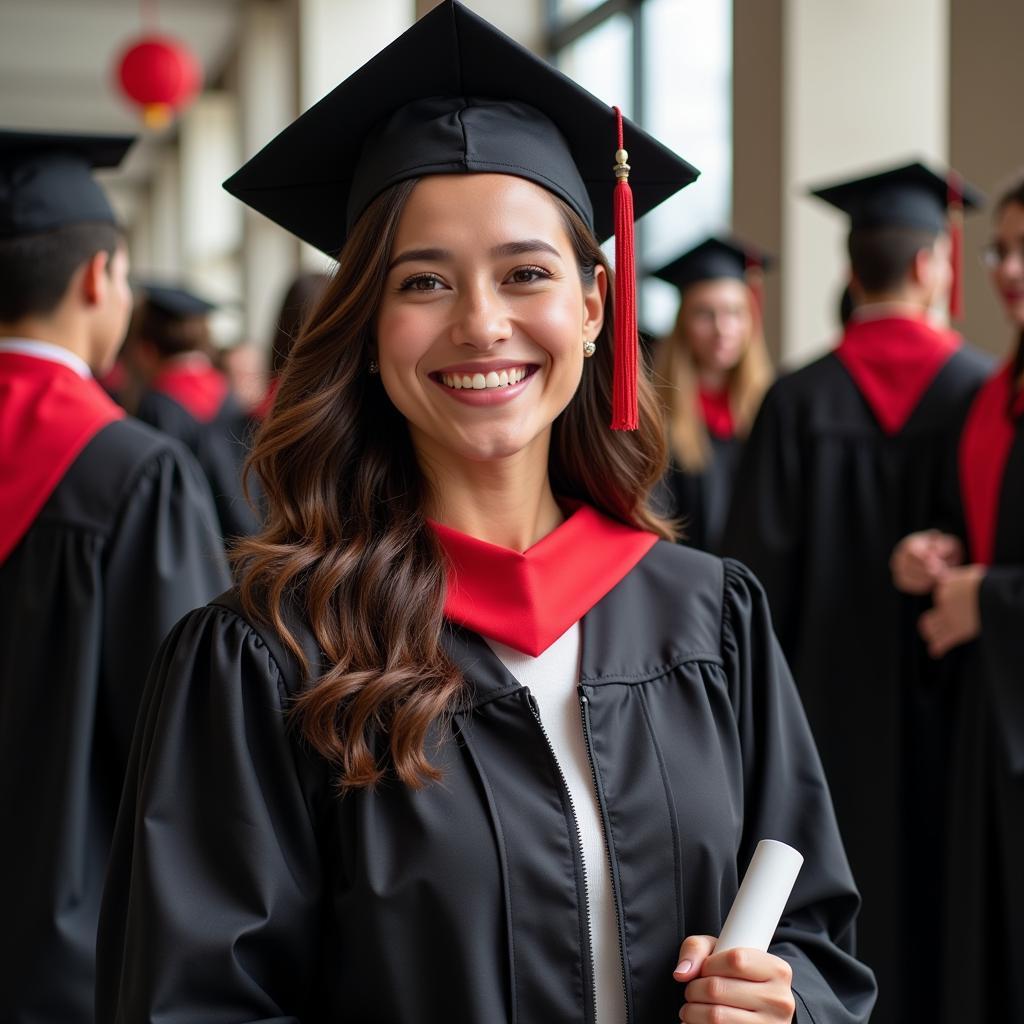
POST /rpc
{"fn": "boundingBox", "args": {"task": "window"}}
[548,0,732,335]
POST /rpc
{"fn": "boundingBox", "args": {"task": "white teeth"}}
[440,366,530,391]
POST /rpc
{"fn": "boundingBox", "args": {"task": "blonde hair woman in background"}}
[652,236,773,552]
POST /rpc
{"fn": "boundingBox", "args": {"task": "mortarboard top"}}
[223,0,699,256]
[809,160,983,233]
[0,129,134,240]
[140,283,218,320]
[650,235,775,293]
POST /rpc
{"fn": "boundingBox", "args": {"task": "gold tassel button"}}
[614,148,630,181]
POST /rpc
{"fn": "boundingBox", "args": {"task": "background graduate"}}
[0,130,229,1024]
[723,160,992,1024]
[129,282,261,540]
[892,174,1024,1022]
[96,5,875,1023]
[651,236,773,553]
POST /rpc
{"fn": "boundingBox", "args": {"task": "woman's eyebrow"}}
[490,239,561,259]
[388,247,451,270]
[389,239,563,271]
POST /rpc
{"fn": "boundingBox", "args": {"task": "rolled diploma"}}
[714,839,804,953]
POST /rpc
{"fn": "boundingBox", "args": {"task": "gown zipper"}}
[525,689,598,1024]
[580,691,633,1024]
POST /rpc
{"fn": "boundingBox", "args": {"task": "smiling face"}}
[375,174,606,471]
[988,200,1024,328]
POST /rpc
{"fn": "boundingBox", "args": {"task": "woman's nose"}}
[450,284,512,349]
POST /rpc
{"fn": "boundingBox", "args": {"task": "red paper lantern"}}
[115,35,202,128]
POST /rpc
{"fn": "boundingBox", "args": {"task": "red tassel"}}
[948,175,964,321]
[611,106,638,431]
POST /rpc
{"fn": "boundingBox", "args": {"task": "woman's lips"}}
[429,364,539,405]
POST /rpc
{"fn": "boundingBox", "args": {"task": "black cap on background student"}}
[0,129,132,238]
[651,234,775,320]
[809,159,983,319]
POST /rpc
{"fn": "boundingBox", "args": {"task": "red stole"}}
[835,315,960,435]
[699,387,734,440]
[959,360,1024,565]
[431,503,658,656]
[0,352,124,563]
[152,362,229,423]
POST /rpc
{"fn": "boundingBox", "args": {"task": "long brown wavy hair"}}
[234,177,672,791]
[653,282,772,472]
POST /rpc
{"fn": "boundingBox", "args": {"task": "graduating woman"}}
[892,175,1024,1022]
[97,5,875,1023]
[651,237,773,553]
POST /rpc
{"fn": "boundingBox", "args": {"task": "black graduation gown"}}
[943,414,1024,1022]
[97,545,876,1023]
[658,435,744,553]
[0,417,231,1024]
[721,346,991,1024]
[136,387,261,542]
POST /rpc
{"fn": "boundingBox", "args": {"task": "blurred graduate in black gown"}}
[0,129,229,1024]
[651,236,773,553]
[724,160,992,1024]
[131,283,261,541]
[892,174,1024,1023]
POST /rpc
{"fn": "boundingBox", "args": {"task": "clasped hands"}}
[890,530,985,657]
[673,935,795,1023]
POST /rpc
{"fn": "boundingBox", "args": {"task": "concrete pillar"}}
[734,0,951,368]
[732,0,784,362]
[178,91,245,342]
[297,0,415,271]
[781,0,949,367]
[237,0,301,348]
[149,146,183,277]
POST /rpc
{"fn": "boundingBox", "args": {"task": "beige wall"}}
[781,0,949,368]
[950,0,1024,359]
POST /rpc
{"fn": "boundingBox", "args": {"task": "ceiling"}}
[0,0,243,188]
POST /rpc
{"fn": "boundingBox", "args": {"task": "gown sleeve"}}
[721,558,877,1024]
[721,385,805,652]
[100,444,230,764]
[979,566,1024,776]
[96,604,326,1024]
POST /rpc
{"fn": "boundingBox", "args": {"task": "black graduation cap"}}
[808,159,983,232]
[140,283,217,320]
[650,235,775,293]
[223,0,699,255]
[0,129,134,239]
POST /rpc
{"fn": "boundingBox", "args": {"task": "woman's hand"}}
[673,935,795,1023]
[918,564,985,658]
[890,530,964,594]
